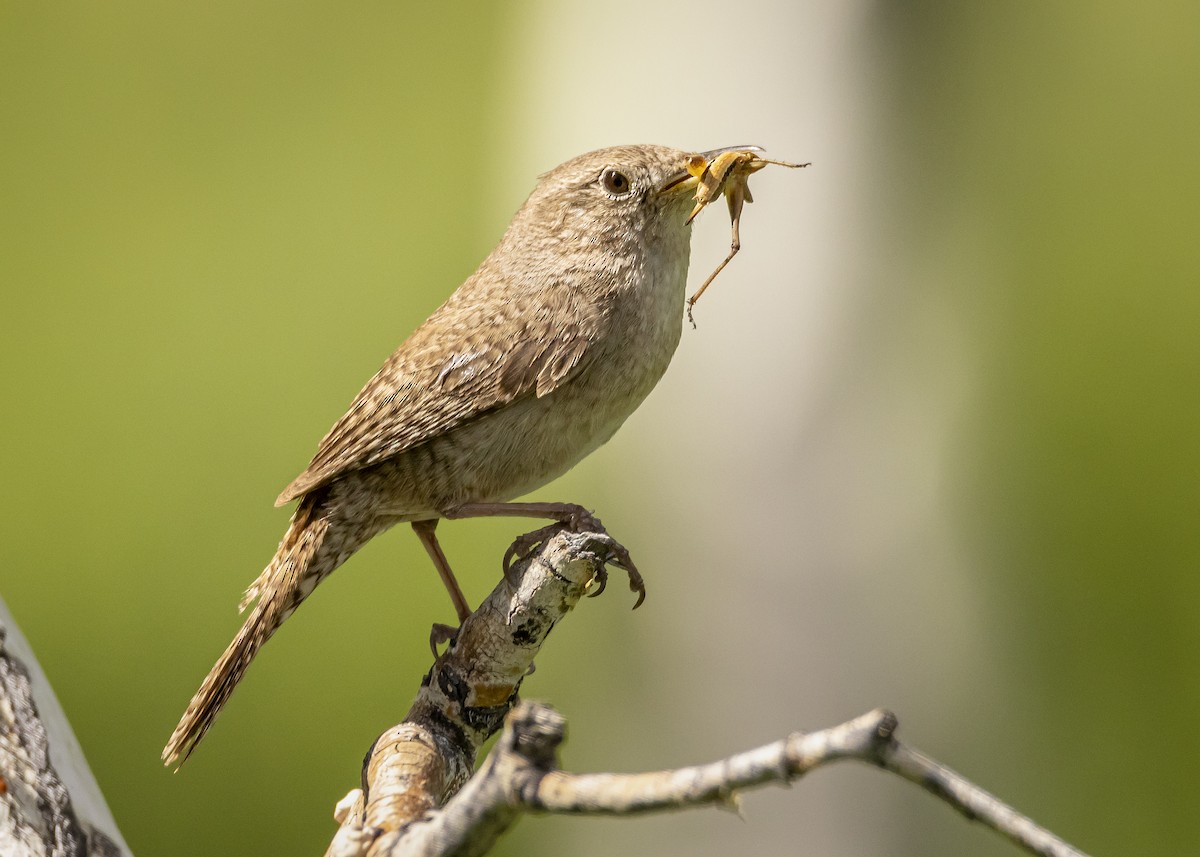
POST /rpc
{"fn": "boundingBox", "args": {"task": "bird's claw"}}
[501,509,646,608]
[502,521,569,586]
[584,532,645,609]
[587,563,608,598]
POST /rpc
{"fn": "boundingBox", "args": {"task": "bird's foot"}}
[499,506,645,608]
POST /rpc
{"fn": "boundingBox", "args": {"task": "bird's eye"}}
[600,168,632,196]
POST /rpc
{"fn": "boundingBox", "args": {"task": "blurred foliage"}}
[1,3,514,854]
[876,4,1200,853]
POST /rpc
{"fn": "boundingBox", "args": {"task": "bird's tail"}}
[163,490,340,768]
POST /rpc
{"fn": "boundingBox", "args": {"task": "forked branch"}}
[325,531,1090,857]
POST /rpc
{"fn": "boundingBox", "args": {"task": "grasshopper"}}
[685,148,809,326]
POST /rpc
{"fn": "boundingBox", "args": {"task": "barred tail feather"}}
[162,493,332,768]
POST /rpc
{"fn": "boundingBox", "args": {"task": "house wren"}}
[163,143,748,767]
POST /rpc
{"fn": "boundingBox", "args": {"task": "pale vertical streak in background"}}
[484,2,988,856]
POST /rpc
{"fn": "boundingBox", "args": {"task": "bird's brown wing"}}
[275,296,600,506]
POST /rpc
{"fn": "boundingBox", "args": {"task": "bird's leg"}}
[444,502,645,608]
[412,519,472,654]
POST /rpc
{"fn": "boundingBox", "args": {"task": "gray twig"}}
[325,533,1090,857]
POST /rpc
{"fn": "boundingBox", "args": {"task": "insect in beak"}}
[684,149,809,327]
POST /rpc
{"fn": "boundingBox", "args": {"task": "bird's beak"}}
[657,145,765,195]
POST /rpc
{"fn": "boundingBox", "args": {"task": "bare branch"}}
[0,600,132,857]
[396,703,1091,857]
[326,528,614,856]
[877,742,1086,857]
[325,536,1090,857]
[531,706,894,816]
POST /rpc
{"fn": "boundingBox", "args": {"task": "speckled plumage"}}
[164,144,703,767]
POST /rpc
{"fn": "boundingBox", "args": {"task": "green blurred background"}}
[3,2,1197,855]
